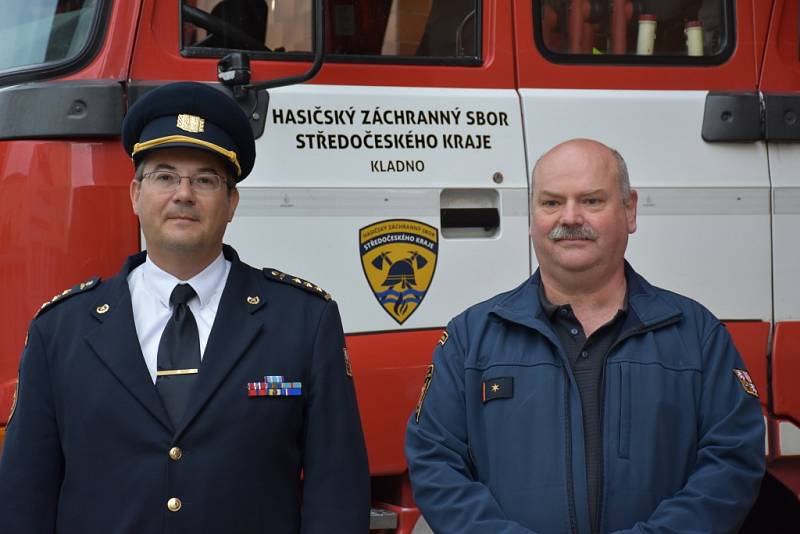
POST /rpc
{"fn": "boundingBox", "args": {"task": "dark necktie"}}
[156,283,200,426]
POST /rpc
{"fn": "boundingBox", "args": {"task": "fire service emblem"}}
[359,219,438,325]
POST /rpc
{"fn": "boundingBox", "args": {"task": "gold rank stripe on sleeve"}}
[262,268,332,300]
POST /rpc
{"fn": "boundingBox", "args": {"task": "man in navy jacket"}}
[406,138,764,533]
[0,82,370,533]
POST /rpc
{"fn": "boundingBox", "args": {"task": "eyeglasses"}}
[142,171,229,193]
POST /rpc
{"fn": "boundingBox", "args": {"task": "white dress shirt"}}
[127,252,231,383]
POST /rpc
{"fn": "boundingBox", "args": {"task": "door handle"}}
[440,208,500,229]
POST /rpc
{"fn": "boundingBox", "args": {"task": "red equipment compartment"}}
[724,321,770,408]
[346,328,442,475]
[772,322,800,425]
[0,141,139,422]
[513,0,763,91]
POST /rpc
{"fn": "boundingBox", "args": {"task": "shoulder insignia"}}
[438,330,449,346]
[263,269,331,301]
[733,369,759,398]
[33,277,102,320]
[414,364,434,424]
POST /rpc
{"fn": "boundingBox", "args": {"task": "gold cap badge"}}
[176,114,205,133]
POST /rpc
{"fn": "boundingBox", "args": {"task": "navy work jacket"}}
[0,245,370,533]
[406,265,765,534]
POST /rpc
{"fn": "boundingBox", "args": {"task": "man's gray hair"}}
[610,148,631,202]
[134,160,146,182]
[531,142,632,203]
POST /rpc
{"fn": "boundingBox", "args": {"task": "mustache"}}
[548,224,598,241]
[165,210,199,220]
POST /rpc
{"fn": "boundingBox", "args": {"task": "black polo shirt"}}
[539,283,628,533]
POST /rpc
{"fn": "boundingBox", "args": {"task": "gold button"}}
[167,497,182,512]
[169,447,182,461]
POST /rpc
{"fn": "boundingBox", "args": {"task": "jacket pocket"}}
[618,364,630,459]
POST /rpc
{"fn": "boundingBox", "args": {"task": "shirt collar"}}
[537,282,562,319]
[537,279,630,320]
[143,252,227,309]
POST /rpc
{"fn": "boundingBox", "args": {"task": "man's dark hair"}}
[134,159,236,193]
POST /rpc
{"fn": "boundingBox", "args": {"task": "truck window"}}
[0,0,102,74]
[536,0,732,62]
[181,0,480,63]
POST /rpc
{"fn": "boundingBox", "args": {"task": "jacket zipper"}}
[595,315,681,534]
[564,371,578,534]
[538,329,579,534]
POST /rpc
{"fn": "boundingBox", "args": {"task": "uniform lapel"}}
[85,261,174,433]
[175,256,265,438]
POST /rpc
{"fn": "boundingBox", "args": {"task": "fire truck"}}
[1,0,799,531]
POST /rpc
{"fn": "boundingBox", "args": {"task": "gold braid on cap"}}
[132,135,241,176]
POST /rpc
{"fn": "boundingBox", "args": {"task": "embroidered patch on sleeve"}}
[414,364,434,424]
[438,330,449,346]
[343,347,353,378]
[733,369,759,398]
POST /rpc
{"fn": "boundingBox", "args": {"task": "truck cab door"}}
[514,0,771,398]
[759,0,800,494]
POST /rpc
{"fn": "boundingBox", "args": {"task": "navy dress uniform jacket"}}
[406,265,765,534]
[0,245,370,533]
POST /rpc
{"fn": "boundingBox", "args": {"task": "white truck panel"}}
[770,143,800,321]
[226,85,531,333]
[521,89,771,320]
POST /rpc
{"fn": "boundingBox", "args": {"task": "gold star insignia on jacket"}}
[263,269,331,300]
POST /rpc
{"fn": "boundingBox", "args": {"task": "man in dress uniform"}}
[0,82,370,533]
[406,139,764,533]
